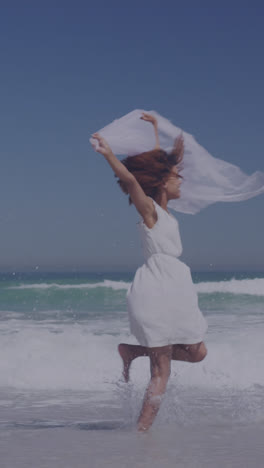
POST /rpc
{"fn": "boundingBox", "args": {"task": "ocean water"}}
[1,270,264,467]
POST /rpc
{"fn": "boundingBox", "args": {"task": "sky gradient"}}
[1,2,264,272]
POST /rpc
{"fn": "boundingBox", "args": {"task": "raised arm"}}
[91,133,157,227]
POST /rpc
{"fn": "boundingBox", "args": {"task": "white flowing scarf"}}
[90,109,264,214]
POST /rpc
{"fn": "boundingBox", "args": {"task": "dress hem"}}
[134,337,206,348]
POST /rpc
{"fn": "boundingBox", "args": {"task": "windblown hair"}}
[117,147,183,204]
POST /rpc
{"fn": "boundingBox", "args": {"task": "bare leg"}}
[118,341,207,382]
[171,342,207,362]
[118,344,148,382]
[137,346,172,432]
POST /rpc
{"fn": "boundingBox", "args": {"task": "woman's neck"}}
[155,192,169,212]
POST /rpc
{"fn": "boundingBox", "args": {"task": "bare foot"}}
[118,344,133,382]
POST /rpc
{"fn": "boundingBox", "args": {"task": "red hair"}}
[117,148,183,204]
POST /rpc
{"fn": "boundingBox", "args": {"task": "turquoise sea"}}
[1,270,264,467]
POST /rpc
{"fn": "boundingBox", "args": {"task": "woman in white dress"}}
[91,113,207,431]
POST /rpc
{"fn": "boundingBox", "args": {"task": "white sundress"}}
[127,198,208,348]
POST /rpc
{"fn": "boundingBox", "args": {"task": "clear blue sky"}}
[1,2,264,272]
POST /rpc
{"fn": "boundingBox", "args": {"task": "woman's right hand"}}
[91,133,113,158]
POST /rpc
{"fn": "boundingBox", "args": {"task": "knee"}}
[151,358,171,382]
[162,366,171,380]
[191,343,207,363]
[196,343,207,362]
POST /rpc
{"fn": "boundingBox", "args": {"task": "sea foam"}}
[196,278,264,296]
[8,277,264,296]
[0,318,264,392]
[7,280,131,291]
